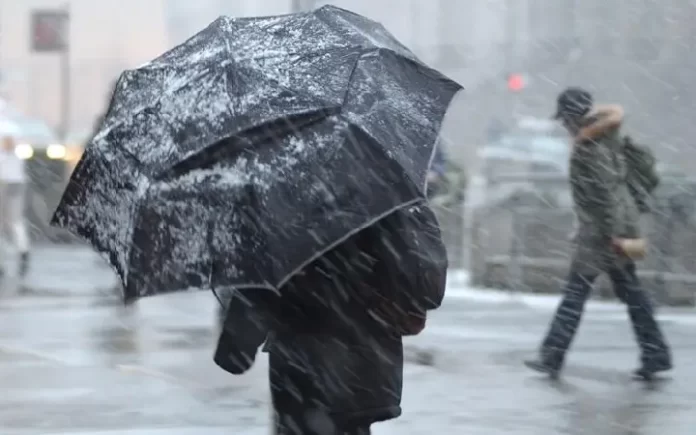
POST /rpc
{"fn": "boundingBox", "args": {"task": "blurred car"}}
[463,117,572,226]
[479,117,570,177]
[0,101,76,242]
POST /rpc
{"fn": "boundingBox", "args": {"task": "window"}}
[31,10,69,52]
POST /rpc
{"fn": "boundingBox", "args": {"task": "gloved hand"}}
[611,237,647,260]
[214,289,276,374]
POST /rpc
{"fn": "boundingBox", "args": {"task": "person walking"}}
[214,203,447,434]
[0,135,30,278]
[524,87,672,381]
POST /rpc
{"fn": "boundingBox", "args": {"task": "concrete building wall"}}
[0,0,169,138]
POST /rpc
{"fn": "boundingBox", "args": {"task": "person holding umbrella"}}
[0,134,31,279]
[50,6,461,432]
[214,203,447,434]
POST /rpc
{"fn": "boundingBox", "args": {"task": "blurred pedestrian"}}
[0,135,30,278]
[214,204,447,434]
[524,87,672,381]
[426,144,447,199]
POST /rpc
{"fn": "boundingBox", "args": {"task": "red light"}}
[507,74,524,92]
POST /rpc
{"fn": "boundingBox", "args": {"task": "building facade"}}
[0,0,169,140]
[0,0,691,167]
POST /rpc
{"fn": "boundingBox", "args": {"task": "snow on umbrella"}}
[50,5,462,302]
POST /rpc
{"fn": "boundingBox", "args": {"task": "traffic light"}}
[507,73,524,92]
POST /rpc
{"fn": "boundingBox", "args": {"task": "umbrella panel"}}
[124,115,422,299]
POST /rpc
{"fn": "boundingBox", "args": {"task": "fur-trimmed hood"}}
[574,104,624,146]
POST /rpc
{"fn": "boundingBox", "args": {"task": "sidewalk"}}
[3,278,696,434]
[1,245,118,299]
[40,347,695,435]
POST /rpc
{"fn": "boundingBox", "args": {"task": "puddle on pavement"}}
[96,337,140,353]
[95,327,137,339]
[158,326,214,336]
[0,348,48,363]
[90,297,125,308]
[157,326,216,350]
[159,338,206,349]
[92,327,141,354]
[160,332,215,350]
[92,325,214,352]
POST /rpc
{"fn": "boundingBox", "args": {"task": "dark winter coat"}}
[214,203,447,431]
[569,120,641,274]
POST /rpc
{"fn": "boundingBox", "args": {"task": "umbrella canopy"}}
[51,5,462,301]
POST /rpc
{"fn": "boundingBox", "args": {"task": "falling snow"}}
[0,2,692,434]
[51,4,461,302]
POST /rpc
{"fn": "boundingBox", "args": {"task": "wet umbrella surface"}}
[50,5,461,302]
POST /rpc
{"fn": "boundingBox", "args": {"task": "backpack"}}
[623,136,659,213]
[268,204,448,338]
[369,204,448,322]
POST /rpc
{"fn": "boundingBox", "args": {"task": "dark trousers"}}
[274,413,370,435]
[270,351,373,435]
[541,262,671,369]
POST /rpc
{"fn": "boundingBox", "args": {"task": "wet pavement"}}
[1,246,696,434]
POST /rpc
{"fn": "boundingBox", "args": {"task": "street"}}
[1,247,696,434]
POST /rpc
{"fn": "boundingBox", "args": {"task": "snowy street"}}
[0,248,694,434]
[3,0,695,434]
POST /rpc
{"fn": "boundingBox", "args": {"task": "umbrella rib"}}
[340,54,362,108]
[151,110,334,182]
[113,61,232,130]
[238,47,354,63]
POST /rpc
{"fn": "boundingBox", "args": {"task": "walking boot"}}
[633,360,672,381]
[524,358,560,379]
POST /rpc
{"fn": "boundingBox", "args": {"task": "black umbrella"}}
[51,5,462,302]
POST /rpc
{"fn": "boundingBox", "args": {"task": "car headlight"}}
[46,143,67,159]
[14,143,33,159]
